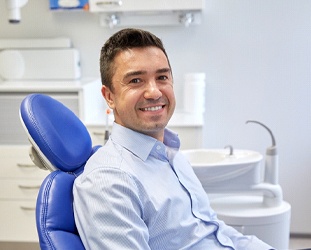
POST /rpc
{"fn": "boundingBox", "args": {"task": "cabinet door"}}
[0,200,37,242]
[0,180,41,200]
[0,93,79,144]
[0,146,46,243]
[0,146,48,179]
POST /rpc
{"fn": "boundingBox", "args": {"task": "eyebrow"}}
[123,68,171,79]
[156,68,171,74]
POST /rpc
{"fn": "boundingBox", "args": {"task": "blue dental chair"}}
[19,93,100,250]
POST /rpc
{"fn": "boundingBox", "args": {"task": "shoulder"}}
[82,142,124,175]
[77,140,143,184]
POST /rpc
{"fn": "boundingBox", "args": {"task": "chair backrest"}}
[20,93,98,250]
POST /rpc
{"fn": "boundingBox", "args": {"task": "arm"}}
[73,167,151,250]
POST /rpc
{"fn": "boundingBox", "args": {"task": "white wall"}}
[202,1,311,235]
[1,0,311,234]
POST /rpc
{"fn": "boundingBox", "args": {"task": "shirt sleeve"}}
[73,167,151,250]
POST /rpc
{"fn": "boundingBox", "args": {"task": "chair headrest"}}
[20,94,93,173]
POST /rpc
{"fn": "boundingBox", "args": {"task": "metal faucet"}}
[224,145,234,156]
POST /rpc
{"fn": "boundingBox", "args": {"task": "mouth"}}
[140,105,164,112]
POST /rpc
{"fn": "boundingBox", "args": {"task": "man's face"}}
[102,46,176,141]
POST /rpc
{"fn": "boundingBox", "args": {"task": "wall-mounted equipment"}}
[49,0,89,10]
[5,0,28,23]
[0,38,81,80]
[88,0,205,28]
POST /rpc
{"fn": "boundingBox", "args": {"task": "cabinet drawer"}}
[0,200,38,242]
[0,145,48,179]
[0,180,42,200]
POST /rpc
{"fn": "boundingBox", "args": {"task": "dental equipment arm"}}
[246,120,282,207]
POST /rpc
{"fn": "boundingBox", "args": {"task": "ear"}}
[101,85,115,109]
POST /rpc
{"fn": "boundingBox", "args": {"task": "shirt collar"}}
[110,122,180,161]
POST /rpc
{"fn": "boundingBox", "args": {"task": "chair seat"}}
[37,170,85,250]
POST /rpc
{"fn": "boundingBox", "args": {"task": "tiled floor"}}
[289,236,311,250]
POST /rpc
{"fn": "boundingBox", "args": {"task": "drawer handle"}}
[17,163,36,168]
[20,206,36,211]
[93,132,105,136]
[18,184,41,190]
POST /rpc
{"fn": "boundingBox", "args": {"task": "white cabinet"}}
[0,78,105,245]
[89,0,205,27]
[0,145,48,242]
[0,78,105,145]
[89,0,204,12]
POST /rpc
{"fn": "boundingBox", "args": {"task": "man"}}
[73,28,273,249]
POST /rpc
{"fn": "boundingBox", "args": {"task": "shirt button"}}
[156,145,161,150]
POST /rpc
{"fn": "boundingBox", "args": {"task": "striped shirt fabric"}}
[73,123,273,250]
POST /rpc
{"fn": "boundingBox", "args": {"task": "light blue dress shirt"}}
[73,123,273,250]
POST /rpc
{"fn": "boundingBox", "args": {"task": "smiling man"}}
[73,28,273,250]
[102,45,175,141]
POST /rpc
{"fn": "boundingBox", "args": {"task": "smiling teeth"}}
[142,106,162,111]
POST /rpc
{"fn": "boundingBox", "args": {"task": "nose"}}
[144,80,162,100]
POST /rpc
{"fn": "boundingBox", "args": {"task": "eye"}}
[157,75,169,81]
[129,78,142,84]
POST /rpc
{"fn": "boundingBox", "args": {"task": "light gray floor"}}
[0,236,310,250]
[289,236,311,250]
[0,242,39,250]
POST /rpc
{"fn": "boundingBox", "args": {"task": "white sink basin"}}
[182,149,263,192]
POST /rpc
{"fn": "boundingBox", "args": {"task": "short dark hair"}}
[100,28,171,91]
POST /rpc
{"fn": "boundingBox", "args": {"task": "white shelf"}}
[0,78,99,92]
